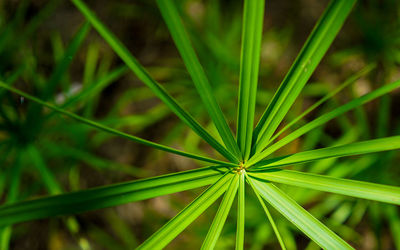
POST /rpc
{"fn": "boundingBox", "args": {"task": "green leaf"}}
[61,66,128,110]
[235,172,245,250]
[246,173,286,250]
[0,150,23,250]
[268,64,375,145]
[70,0,238,163]
[0,81,236,167]
[0,165,229,227]
[253,136,400,169]
[236,0,265,161]
[27,145,62,195]
[252,0,356,155]
[250,178,353,249]
[138,173,233,250]
[247,79,400,166]
[42,22,91,99]
[156,0,241,159]
[249,170,400,205]
[202,174,239,250]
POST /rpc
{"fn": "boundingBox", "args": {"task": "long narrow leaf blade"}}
[248,79,400,166]
[246,173,286,250]
[236,0,265,160]
[253,136,400,169]
[138,173,233,250]
[70,0,238,163]
[202,174,239,250]
[250,178,353,249]
[156,0,241,158]
[253,0,356,154]
[0,166,229,227]
[28,145,62,195]
[235,172,245,250]
[0,81,236,167]
[43,22,90,99]
[268,64,375,145]
[249,170,400,205]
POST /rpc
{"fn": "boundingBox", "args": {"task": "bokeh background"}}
[0,0,400,249]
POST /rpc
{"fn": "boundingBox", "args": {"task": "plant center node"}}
[236,162,246,174]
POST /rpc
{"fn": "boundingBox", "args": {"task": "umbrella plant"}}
[0,0,399,249]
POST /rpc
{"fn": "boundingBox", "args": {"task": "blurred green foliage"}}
[0,0,399,249]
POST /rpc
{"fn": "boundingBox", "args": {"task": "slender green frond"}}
[0,81,236,167]
[269,64,375,144]
[246,173,286,250]
[249,170,400,205]
[43,22,91,99]
[62,66,128,109]
[156,0,241,158]
[247,79,400,166]
[253,0,356,154]
[28,145,62,195]
[386,205,400,250]
[250,178,353,249]
[0,165,228,227]
[202,174,239,250]
[70,0,238,163]
[253,136,400,169]
[0,153,22,250]
[138,173,233,250]
[235,173,245,250]
[236,0,265,160]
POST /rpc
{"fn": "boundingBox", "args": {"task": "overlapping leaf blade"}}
[138,173,233,249]
[202,174,239,249]
[236,0,265,161]
[70,0,238,162]
[157,0,241,159]
[249,170,400,205]
[0,81,236,167]
[248,79,400,166]
[268,64,375,144]
[253,136,400,169]
[246,174,286,249]
[252,0,356,155]
[250,177,353,249]
[0,166,228,227]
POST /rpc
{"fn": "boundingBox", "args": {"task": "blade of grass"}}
[247,79,400,166]
[70,0,238,163]
[42,22,91,99]
[0,151,22,250]
[235,172,245,250]
[83,42,100,87]
[386,205,400,250]
[0,165,229,227]
[27,145,62,195]
[249,170,400,205]
[0,0,61,53]
[61,66,128,109]
[28,146,89,242]
[236,0,265,161]
[202,174,239,250]
[252,136,400,169]
[0,81,236,167]
[42,140,144,176]
[268,64,375,145]
[156,0,241,158]
[252,0,356,155]
[246,173,286,250]
[250,178,353,249]
[138,173,233,250]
